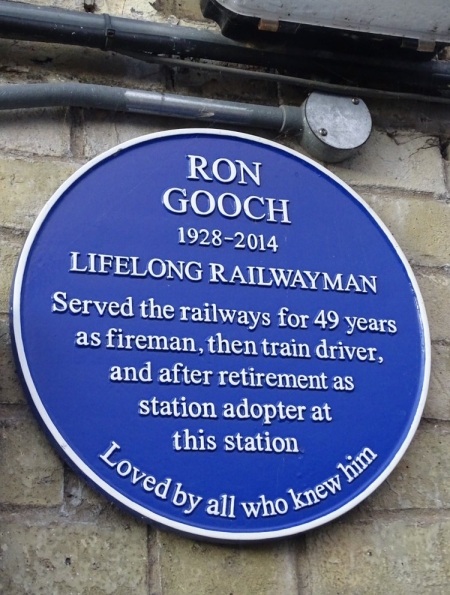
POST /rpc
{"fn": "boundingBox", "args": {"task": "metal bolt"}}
[319,128,328,136]
[352,97,360,105]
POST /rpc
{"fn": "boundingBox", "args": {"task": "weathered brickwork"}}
[1,0,450,593]
[331,129,447,196]
[150,531,299,595]
[303,515,450,595]
[0,411,64,507]
[0,229,25,313]
[0,517,148,595]
[0,108,71,158]
[0,159,79,230]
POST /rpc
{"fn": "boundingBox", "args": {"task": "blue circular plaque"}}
[11,130,430,542]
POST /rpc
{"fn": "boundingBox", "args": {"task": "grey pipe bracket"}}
[298,92,372,163]
[0,83,371,164]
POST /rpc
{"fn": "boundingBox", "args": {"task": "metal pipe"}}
[132,54,450,106]
[0,0,295,64]
[0,0,449,96]
[0,83,375,162]
[0,82,303,134]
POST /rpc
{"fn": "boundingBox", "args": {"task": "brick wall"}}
[1,1,450,593]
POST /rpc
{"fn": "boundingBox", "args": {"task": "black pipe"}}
[0,1,449,95]
[131,54,450,105]
[0,82,303,133]
[0,1,294,64]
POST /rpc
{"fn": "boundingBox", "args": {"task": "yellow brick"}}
[0,159,78,231]
[0,414,63,506]
[0,315,25,405]
[331,129,446,195]
[415,270,450,342]
[0,518,147,594]
[363,193,450,268]
[425,343,450,420]
[153,529,298,595]
[0,108,70,157]
[363,424,450,510]
[304,517,450,594]
[0,230,24,314]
